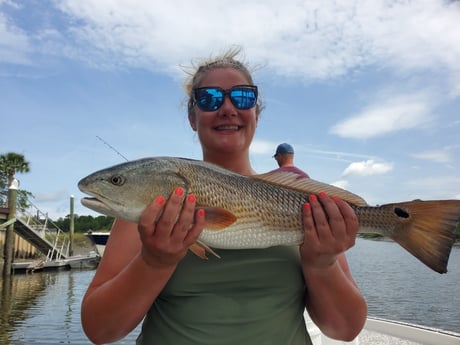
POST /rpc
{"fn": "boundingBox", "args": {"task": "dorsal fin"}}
[251,171,368,206]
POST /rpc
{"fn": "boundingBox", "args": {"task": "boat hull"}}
[85,231,110,257]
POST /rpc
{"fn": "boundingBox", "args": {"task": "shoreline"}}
[2,236,459,267]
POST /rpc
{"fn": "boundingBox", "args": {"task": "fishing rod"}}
[96,135,129,162]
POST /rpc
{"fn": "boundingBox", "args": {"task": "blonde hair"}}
[183,47,263,118]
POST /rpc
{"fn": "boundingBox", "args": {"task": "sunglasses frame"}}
[192,85,258,112]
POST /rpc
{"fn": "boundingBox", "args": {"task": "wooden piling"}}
[69,195,74,256]
[3,179,18,277]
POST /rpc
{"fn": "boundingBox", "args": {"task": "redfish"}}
[78,157,460,273]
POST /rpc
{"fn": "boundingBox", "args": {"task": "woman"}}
[81,48,367,345]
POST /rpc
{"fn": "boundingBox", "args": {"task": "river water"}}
[1,238,459,345]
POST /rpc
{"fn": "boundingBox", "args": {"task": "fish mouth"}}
[79,184,122,213]
[80,196,120,218]
[80,195,112,209]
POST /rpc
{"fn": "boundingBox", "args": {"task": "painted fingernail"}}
[156,196,165,205]
[319,192,327,198]
[303,203,311,210]
[309,195,317,202]
[198,209,205,217]
[188,194,196,203]
[175,187,184,196]
[332,196,340,202]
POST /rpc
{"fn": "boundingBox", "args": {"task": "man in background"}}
[271,143,310,178]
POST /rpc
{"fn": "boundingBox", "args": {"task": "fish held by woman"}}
[78,157,460,274]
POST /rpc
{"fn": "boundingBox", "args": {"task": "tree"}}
[54,214,114,232]
[0,152,33,211]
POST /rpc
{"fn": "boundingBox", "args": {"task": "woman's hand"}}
[300,192,359,270]
[138,187,205,268]
[300,193,367,340]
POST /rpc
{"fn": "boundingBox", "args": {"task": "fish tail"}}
[383,200,460,274]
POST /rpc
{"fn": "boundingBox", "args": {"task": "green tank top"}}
[137,246,312,345]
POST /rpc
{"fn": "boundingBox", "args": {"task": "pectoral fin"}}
[188,207,234,259]
[201,206,237,230]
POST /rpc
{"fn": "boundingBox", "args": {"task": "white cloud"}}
[330,95,432,139]
[406,176,460,200]
[331,180,349,190]
[250,139,276,155]
[0,8,31,64]
[448,120,460,128]
[412,149,452,163]
[342,159,393,177]
[35,190,69,203]
[1,0,457,86]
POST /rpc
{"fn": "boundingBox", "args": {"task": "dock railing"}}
[12,200,70,260]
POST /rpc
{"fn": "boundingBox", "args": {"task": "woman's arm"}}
[301,193,367,341]
[81,189,204,344]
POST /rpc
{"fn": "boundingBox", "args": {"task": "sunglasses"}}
[192,85,258,112]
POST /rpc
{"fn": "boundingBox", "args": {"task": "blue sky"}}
[1,0,459,219]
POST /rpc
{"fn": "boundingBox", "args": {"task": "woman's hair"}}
[183,46,263,118]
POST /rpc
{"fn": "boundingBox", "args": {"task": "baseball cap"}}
[273,143,294,157]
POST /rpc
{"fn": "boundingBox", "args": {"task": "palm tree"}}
[0,152,32,210]
[0,152,30,187]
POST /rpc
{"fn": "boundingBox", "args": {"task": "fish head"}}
[78,157,188,222]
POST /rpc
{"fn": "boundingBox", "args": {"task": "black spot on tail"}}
[394,207,410,218]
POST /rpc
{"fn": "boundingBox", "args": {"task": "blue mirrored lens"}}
[229,88,257,109]
[195,88,224,111]
[193,86,257,112]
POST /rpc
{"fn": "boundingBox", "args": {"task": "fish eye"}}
[110,175,125,186]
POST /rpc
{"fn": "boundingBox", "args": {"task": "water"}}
[348,238,460,332]
[0,239,459,344]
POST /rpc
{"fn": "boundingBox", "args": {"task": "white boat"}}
[306,315,460,345]
[85,231,110,256]
[361,317,460,345]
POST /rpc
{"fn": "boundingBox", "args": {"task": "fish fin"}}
[382,200,460,274]
[189,241,221,259]
[252,172,368,206]
[201,206,237,230]
[189,243,207,259]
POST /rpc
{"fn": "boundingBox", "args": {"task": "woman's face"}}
[189,67,258,156]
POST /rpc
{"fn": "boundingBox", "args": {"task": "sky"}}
[1,0,459,220]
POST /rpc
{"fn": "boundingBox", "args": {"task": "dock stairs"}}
[2,201,70,261]
[13,217,68,260]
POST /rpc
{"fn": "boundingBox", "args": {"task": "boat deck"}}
[357,329,423,345]
[310,316,460,345]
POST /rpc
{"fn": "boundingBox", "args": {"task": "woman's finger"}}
[171,193,197,241]
[154,187,186,239]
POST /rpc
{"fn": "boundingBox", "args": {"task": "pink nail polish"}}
[175,187,184,196]
[332,196,340,202]
[198,209,205,217]
[188,194,196,203]
[156,196,165,205]
[319,192,327,198]
[309,195,317,202]
[303,203,311,210]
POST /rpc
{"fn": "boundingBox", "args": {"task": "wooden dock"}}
[1,204,100,274]
[12,252,100,273]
